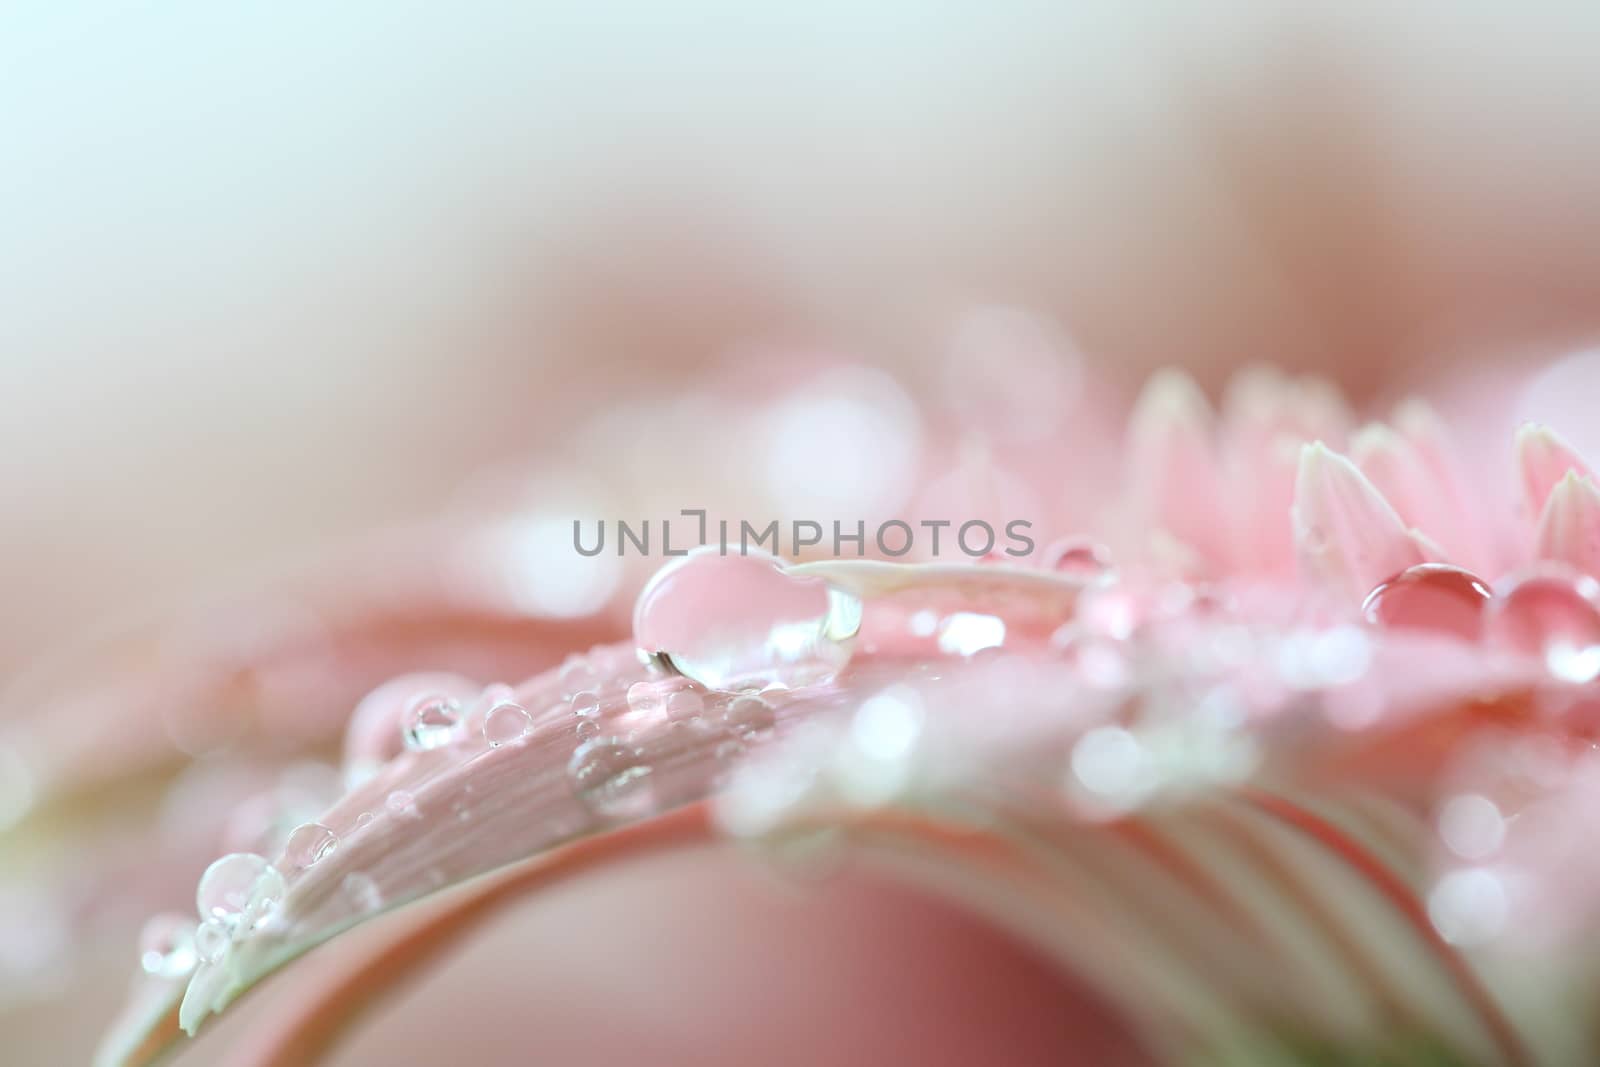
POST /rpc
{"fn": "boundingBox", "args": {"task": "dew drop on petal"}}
[1486,568,1600,683]
[664,688,705,723]
[284,822,338,871]
[138,914,197,979]
[193,919,230,965]
[632,550,858,690]
[559,657,601,696]
[196,853,285,929]
[386,790,420,820]
[1044,538,1112,578]
[836,685,925,806]
[575,717,601,741]
[354,811,375,830]
[401,694,462,751]
[342,872,383,913]
[626,680,670,716]
[571,690,602,720]
[568,737,656,819]
[483,701,532,747]
[1071,727,1146,803]
[1361,563,1492,641]
[1077,585,1138,640]
[723,694,776,740]
[1428,867,1508,946]
[1438,794,1505,861]
[936,612,1006,656]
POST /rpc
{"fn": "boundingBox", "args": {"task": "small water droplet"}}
[559,656,601,696]
[483,701,532,747]
[1487,567,1600,683]
[386,790,420,820]
[723,694,776,740]
[568,737,656,818]
[193,919,230,964]
[626,679,670,716]
[468,683,515,733]
[477,682,515,705]
[354,811,375,829]
[836,685,924,806]
[1044,538,1112,577]
[402,694,462,751]
[1438,794,1505,861]
[1077,585,1138,640]
[571,690,602,720]
[342,872,383,913]
[138,914,197,979]
[1428,867,1507,946]
[195,853,285,930]
[1362,563,1492,641]
[936,612,1006,656]
[575,717,601,741]
[632,550,859,690]
[1071,727,1147,805]
[1058,634,1131,689]
[284,822,338,871]
[664,688,705,723]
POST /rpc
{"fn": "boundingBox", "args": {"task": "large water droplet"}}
[568,737,656,819]
[284,822,338,871]
[138,914,197,979]
[193,919,230,965]
[632,550,859,691]
[483,700,532,747]
[195,853,285,930]
[401,694,463,751]
[1487,567,1600,683]
[1362,563,1492,641]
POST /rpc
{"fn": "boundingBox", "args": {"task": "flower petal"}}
[1292,442,1426,604]
[1516,422,1594,518]
[1534,471,1600,577]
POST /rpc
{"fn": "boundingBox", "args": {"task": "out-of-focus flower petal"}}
[1292,442,1427,604]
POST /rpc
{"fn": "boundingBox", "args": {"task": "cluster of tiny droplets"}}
[156,537,1600,987]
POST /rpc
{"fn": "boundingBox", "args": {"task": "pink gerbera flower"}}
[10,363,1600,1067]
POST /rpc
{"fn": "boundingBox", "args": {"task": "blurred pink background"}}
[7,4,1600,681]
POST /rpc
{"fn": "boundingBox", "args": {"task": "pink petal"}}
[1220,368,1353,576]
[1124,369,1223,568]
[1534,472,1600,577]
[1350,423,1468,567]
[1292,442,1427,604]
[1516,422,1594,517]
